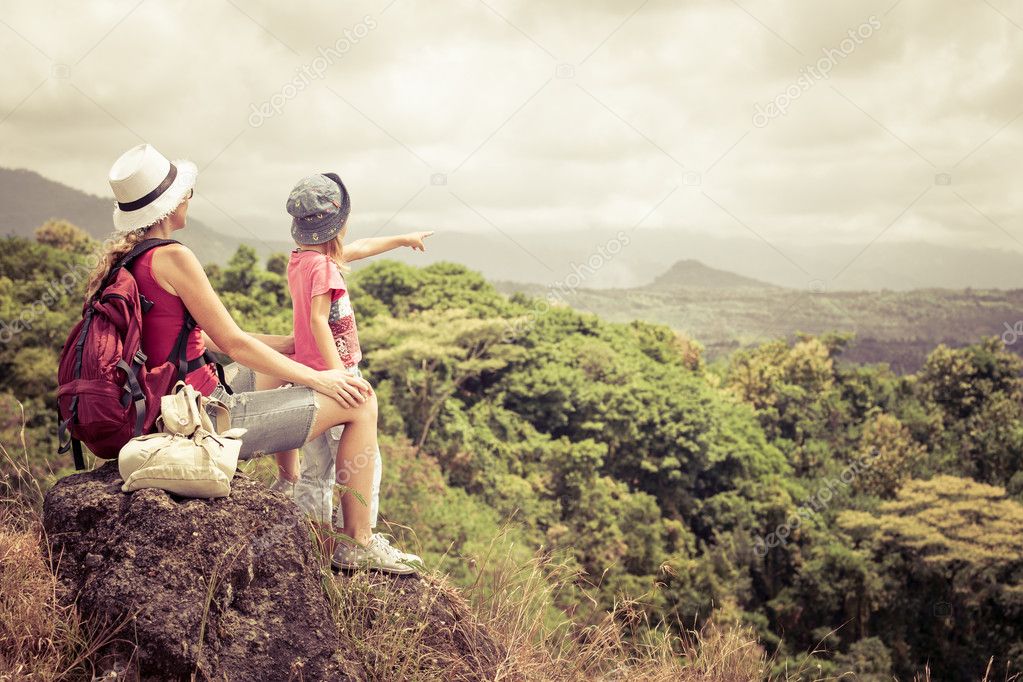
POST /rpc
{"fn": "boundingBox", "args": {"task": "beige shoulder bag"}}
[118,382,247,498]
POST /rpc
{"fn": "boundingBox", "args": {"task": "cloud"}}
[0,0,1020,285]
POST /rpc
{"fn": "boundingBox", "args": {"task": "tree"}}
[221,245,259,294]
[839,476,1023,677]
[833,637,893,681]
[918,339,1023,484]
[725,336,848,476]
[34,219,93,254]
[852,412,924,498]
[364,308,527,453]
[266,252,288,275]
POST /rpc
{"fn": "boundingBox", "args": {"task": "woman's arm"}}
[153,244,369,406]
[309,293,345,370]
[343,231,434,263]
[202,331,294,355]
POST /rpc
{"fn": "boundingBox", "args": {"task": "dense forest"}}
[495,274,1023,373]
[3,222,1023,679]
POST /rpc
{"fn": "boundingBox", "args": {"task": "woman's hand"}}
[403,231,434,252]
[313,369,373,408]
[279,334,295,355]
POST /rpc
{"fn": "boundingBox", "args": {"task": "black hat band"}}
[117,163,178,212]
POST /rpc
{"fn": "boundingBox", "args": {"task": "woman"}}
[90,143,418,574]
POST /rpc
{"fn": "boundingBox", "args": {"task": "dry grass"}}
[443,532,767,682]
[318,518,771,682]
[0,506,132,682]
[0,427,134,682]
[0,509,72,681]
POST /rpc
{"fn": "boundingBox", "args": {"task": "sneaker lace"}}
[370,534,405,561]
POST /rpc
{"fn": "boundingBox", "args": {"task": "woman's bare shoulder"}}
[149,242,205,293]
[151,241,199,266]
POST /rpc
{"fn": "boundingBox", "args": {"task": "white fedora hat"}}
[109,144,197,233]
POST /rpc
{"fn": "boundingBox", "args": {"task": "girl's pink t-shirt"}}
[287,249,362,370]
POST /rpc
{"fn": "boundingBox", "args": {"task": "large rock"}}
[43,462,359,680]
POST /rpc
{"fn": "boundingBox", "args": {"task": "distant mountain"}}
[376,228,1023,292]
[493,277,1023,373]
[0,168,293,264]
[646,259,776,290]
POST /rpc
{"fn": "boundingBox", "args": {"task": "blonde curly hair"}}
[83,226,151,301]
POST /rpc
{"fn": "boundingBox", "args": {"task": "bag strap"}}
[205,398,232,434]
[116,358,148,438]
[57,399,86,470]
[168,311,197,381]
[95,238,181,299]
[159,382,232,435]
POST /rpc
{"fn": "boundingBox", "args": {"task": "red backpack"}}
[57,238,228,470]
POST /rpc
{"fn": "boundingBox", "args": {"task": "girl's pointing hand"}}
[404,231,434,252]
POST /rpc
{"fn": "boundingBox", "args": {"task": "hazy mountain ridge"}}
[4,167,1023,292]
[495,262,1023,373]
[0,167,293,264]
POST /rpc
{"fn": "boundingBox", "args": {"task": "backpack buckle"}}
[133,349,148,366]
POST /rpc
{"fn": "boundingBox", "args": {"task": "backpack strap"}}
[167,312,234,395]
[71,439,85,471]
[169,311,198,380]
[185,351,233,395]
[57,398,86,470]
[95,238,181,299]
[116,356,148,438]
[115,240,233,395]
[58,307,96,470]
[210,355,234,395]
[116,237,181,271]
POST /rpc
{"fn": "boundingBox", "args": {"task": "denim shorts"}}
[206,363,319,459]
[207,363,381,529]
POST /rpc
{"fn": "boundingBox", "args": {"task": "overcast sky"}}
[2,0,1022,285]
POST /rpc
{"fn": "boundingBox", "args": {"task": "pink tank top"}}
[131,248,217,396]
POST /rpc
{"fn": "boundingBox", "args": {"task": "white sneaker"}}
[332,533,423,575]
[269,477,296,499]
[398,546,424,565]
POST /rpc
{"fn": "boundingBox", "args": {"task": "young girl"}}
[276,172,432,574]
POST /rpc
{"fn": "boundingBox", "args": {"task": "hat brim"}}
[291,211,343,245]
[112,159,197,233]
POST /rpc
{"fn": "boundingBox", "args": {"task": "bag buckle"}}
[133,349,148,366]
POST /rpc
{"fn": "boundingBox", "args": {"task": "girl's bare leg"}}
[306,393,378,547]
[253,370,299,482]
